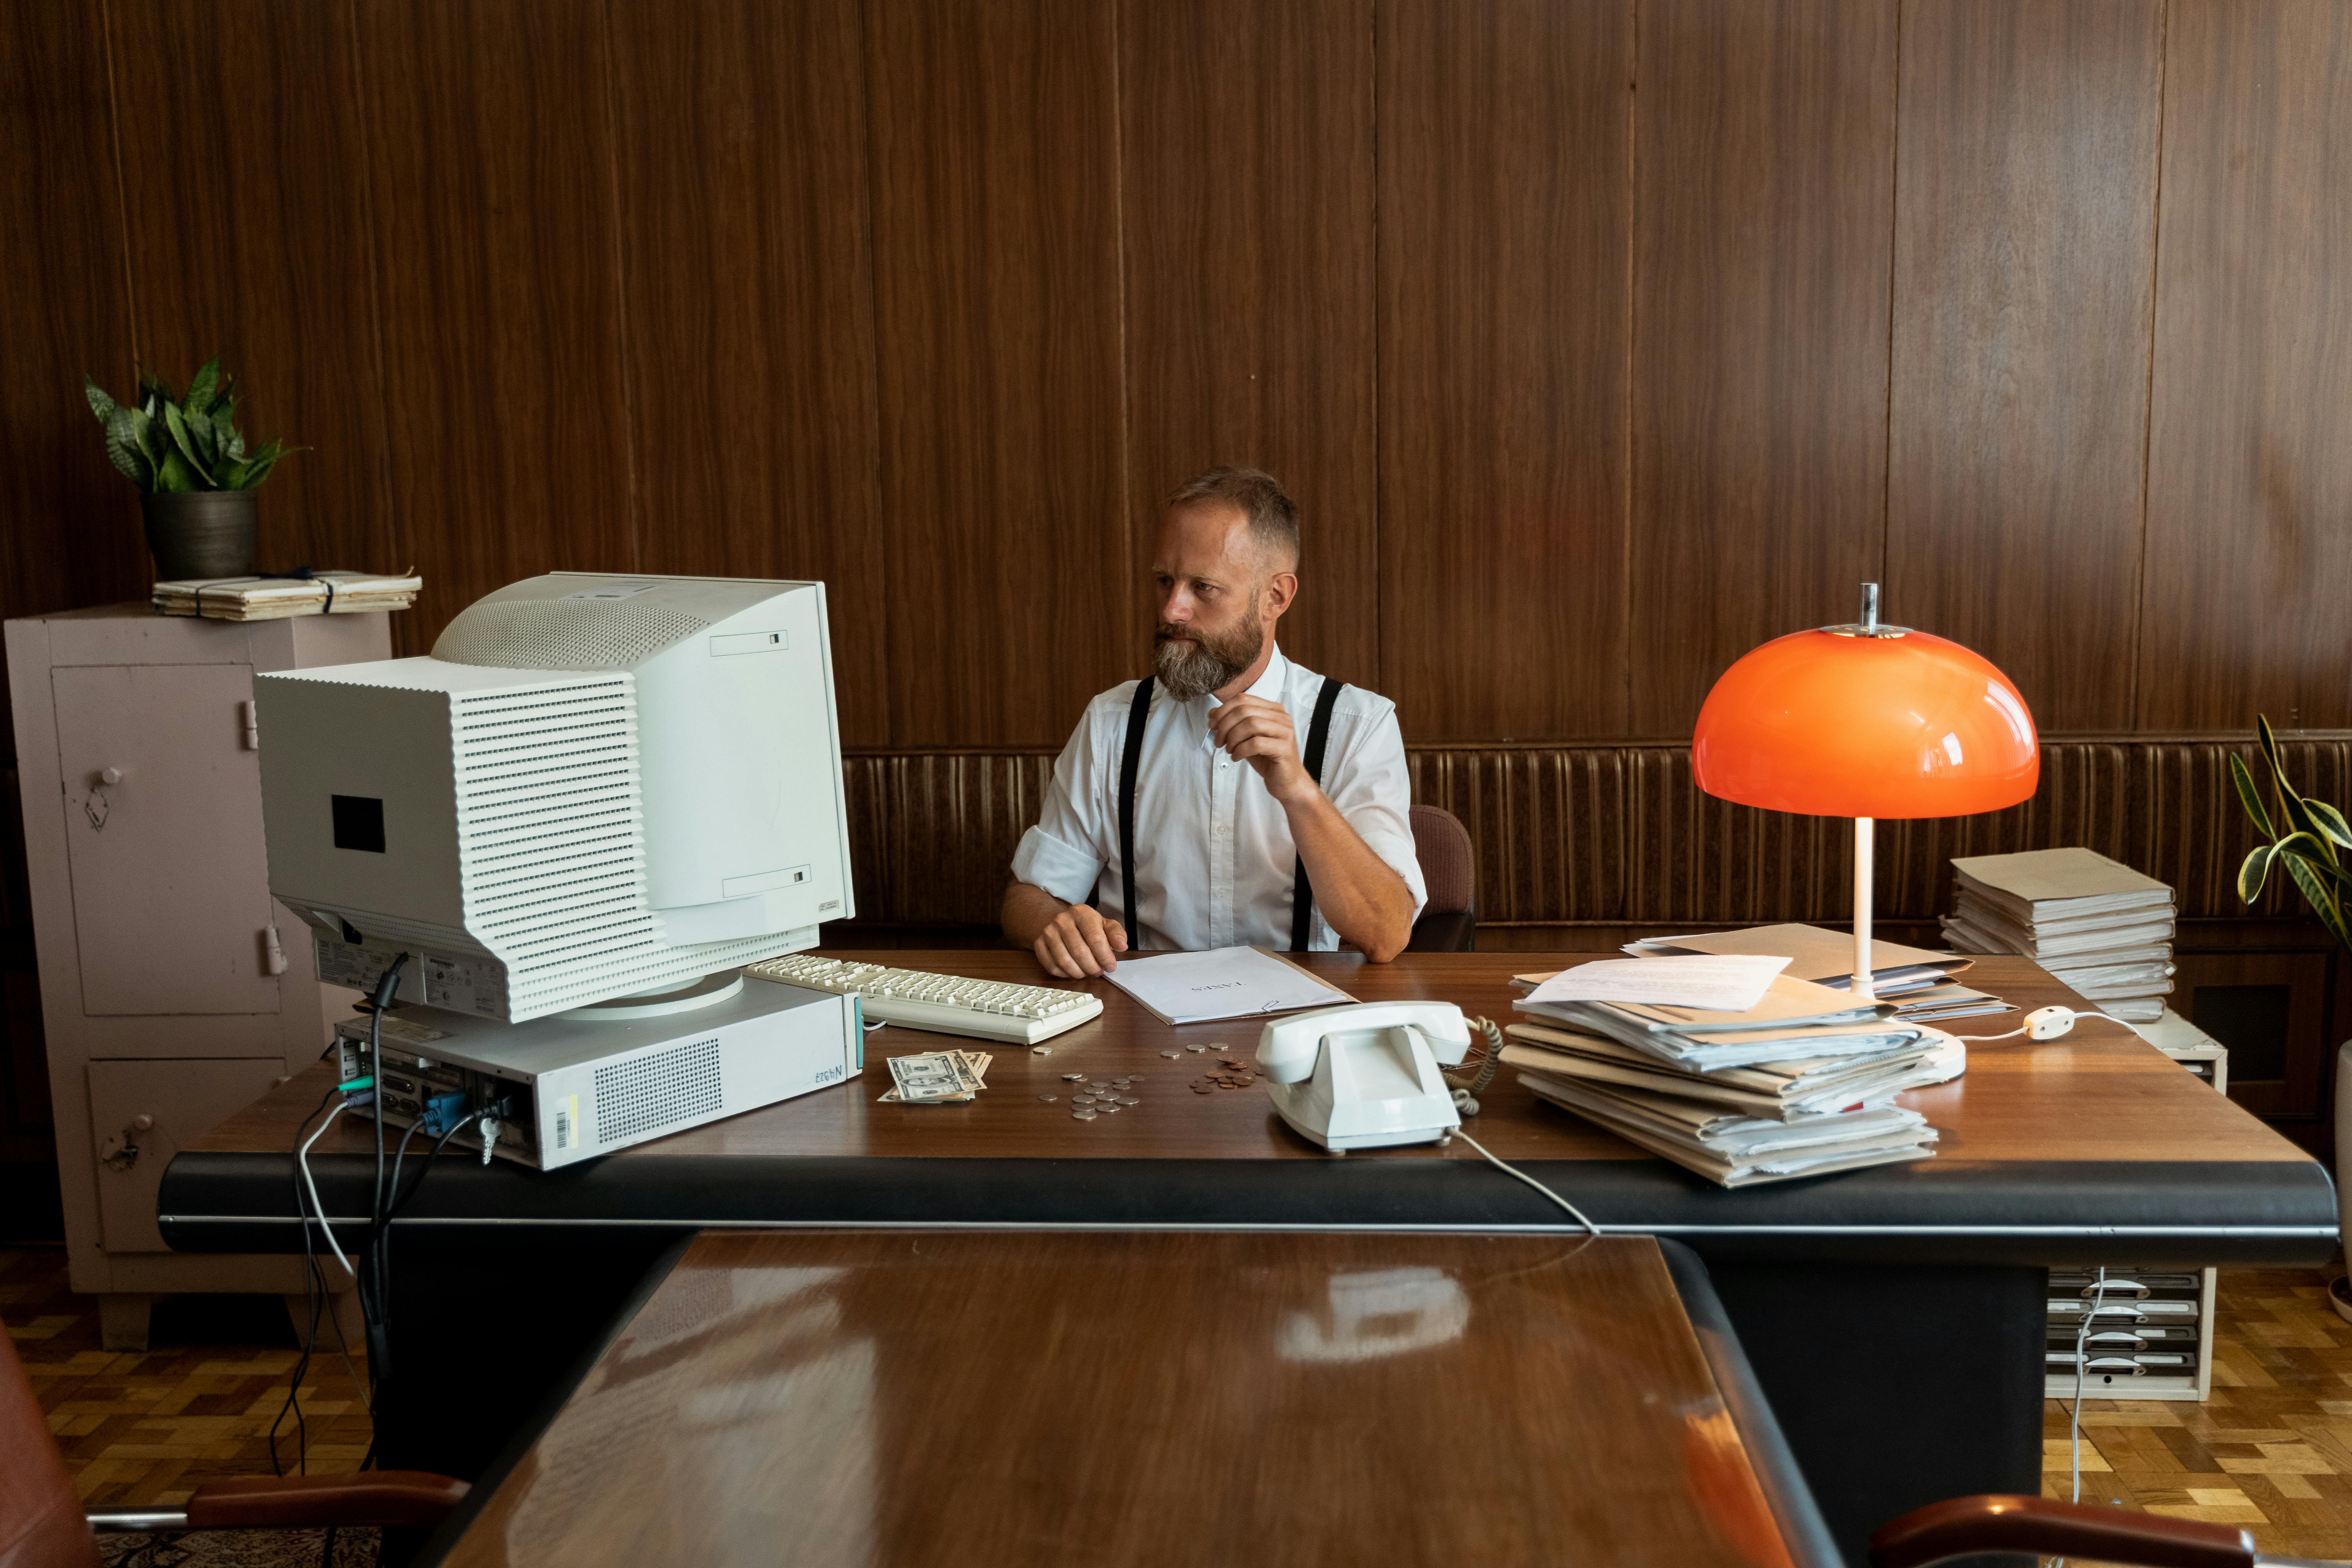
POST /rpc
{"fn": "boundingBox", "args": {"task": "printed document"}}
[1524,954,1791,1013]
[1104,946,1355,1026]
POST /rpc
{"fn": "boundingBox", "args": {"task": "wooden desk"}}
[174,952,2323,1249]
[157,950,2335,1564]
[418,1230,1840,1568]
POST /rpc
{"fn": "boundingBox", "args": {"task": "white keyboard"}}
[745,956,1104,1045]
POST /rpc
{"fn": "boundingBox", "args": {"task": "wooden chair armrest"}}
[182,1470,469,1530]
[1871,1495,2253,1568]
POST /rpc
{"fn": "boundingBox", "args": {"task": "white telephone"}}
[1256,1001,1471,1152]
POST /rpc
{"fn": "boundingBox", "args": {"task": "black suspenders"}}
[1290,676,1346,950]
[1117,676,1154,952]
[1115,674,1345,953]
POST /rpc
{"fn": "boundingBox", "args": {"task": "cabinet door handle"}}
[241,699,260,750]
[265,923,289,976]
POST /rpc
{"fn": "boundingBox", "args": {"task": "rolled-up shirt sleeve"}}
[1323,705,1428,933]
[1010,704,1111,906]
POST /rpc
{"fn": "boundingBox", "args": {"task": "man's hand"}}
[1033,902,1128,979]
[1209,696,1314,803]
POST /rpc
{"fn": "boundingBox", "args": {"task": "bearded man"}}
[1003,467,1425,978]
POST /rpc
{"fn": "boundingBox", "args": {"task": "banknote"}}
[886,1052,973,1103]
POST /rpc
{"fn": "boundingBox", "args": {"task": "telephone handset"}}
[1255,1001,1471,1152]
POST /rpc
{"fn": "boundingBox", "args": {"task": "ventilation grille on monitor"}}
[593,1037,723,1144]
[448,679,809,1016]
[434,597,710,670]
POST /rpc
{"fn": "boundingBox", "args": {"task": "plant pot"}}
[140,489,257,581]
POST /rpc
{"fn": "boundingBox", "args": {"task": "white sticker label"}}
[555,1094,580,1151]
[425,955,508,1014]
[315,938,382,991]
[563,584,657,602]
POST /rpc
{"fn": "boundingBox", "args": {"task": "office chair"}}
[1872,1493,2326,1566]
[0,1316,467,1568]
[1406,804,1477,952]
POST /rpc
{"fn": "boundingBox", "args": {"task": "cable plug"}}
[2024,1006,2079,1040]
[476,1114,501,1165]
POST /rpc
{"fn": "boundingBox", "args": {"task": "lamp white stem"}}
[1852,816,1876,1005]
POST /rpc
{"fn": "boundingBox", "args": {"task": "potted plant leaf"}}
[83,357,296,581]
[2229,715,2352,1319]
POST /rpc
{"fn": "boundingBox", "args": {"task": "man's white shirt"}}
[1010,645,1426,952]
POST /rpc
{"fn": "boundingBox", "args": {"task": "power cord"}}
[2054,1265,2112,1568]
[1974,1005,2144,1044]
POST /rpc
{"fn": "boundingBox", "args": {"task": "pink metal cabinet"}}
[6,604,392,1348]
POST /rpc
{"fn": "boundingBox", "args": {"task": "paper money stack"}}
[881,1049,994,1103]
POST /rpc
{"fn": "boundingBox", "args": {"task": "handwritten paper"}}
[1524,954,1791,1014]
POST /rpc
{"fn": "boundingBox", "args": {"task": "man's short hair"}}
[1167,466,1299,570]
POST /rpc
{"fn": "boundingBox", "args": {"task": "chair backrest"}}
[0,1320,100,1568]
[1409,804,1476,916]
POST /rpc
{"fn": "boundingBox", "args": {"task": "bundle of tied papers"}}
[1507,957,1961,1189]
[1939,848,2174,1024]
[153,570,423,621]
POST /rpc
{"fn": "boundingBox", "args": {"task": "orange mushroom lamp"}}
[1691,584,2040,1004]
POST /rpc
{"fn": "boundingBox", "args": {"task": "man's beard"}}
[1154,604,1264,702]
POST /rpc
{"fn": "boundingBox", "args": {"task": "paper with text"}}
[1104,946,1355,1026]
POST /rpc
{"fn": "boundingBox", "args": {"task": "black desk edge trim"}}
[165,1214,2341,1241]
[408,1234,691,1568]
[1662,1239,1844,1568]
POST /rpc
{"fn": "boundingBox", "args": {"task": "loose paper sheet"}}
[1103,946,1354,1026]
[1524,954,1790,1013]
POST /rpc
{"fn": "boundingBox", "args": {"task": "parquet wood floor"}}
[2045,1267,2352,1564]
[1,1248,371,1509]
[12,1247,2352,1562]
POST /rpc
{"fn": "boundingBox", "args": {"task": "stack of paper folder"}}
[1939,848,2175,1022]
[1509,972,1956,1188]
[1623,922,2011,1023]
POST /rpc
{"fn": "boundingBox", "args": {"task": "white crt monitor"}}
[255,573,855,1023]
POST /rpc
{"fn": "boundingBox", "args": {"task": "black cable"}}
[362,955,410,1455]
[388,1112,478,1222]
[270,1078,340,1477]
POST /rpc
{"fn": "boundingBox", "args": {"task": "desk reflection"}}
[443,1232,1795,1568]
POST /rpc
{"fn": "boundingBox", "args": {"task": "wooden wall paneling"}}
[866,0,1127,748]
[603,0,888,745]
[1376,0,1632,742]
[1406,749,1625,926]
[0,4,142,637]
[1624,750,1854,926]
[1118,0,1377,691]
[2140,0,2352,731]
[1629,0,1899,737]
[355,0,638,655]
[105,0,395,588]
[1884,0,2162,731]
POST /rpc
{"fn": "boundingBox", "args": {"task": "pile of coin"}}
[1196,1054,1258,1094]
[1054,1072,1143,1121]
[880,1049,992,1103]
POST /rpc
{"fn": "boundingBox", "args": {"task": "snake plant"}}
[2232,715,2352,951]
[82,357,294,492]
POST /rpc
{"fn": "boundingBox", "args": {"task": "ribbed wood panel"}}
[843,738,2352,929]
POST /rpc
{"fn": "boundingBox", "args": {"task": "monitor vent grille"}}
[435,599,710,670]
[593,1038,723,1144]
[446,678,817,1018]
